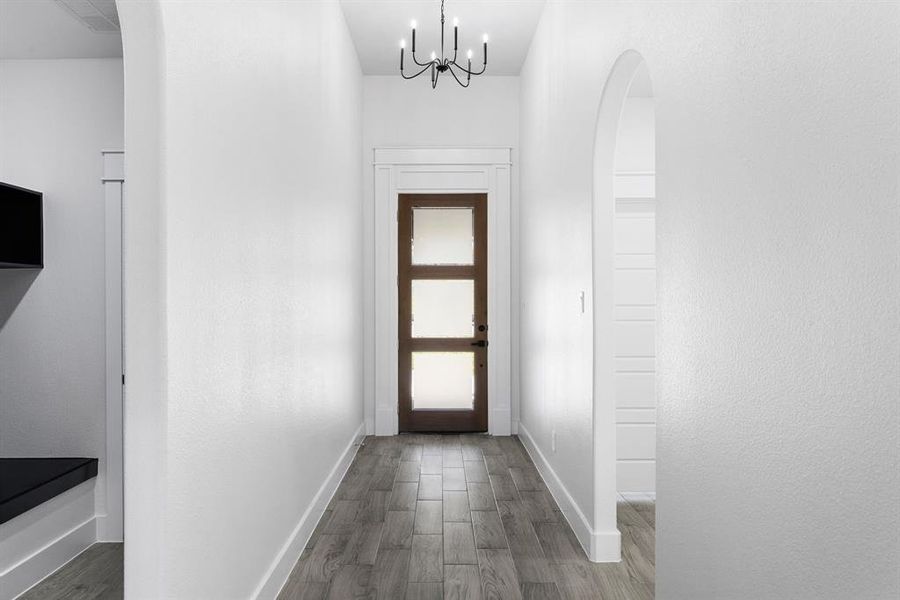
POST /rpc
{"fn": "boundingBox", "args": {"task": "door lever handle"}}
[470,340,488,347]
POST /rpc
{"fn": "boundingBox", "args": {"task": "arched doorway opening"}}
[591,50,655,562]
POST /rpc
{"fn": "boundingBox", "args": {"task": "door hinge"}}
[122,373,125,385]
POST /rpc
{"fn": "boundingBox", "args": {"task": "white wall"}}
[118,1,364,597]
[0,58,123,521]
[614,199,656,494]
[362,76,520,433]
[520,2,899,598]
[363,76,519,149]
[614,97,657,494]
[517,1,595,550]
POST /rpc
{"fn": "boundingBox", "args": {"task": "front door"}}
[398,194,488,432]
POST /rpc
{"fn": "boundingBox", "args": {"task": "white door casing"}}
[101,149,124,541]
[370,147,513,436]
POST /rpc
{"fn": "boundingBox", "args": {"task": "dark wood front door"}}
[398,194,488,432]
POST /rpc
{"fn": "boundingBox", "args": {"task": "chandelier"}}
[399,0,488,89]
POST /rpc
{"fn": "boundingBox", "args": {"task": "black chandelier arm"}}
[411,49,432,68]
[401,62,433,80]
[447,63,471,88]
[449,59,487,77]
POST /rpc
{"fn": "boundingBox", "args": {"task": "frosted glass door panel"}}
[411,279,474,338]
[398,194,487,432]
[412,208,474,265]
[412,352,475,410]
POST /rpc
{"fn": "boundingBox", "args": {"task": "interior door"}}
[398,193,488,432]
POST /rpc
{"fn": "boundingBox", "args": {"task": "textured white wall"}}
[362,76,520,432]
[363,76,519,148]
[520,1,899,597]
[118,1,364,597]
[0,58,123,508]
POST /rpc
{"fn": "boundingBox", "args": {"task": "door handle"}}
[470,340,488,347]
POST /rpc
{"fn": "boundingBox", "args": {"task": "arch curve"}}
[590,50,653,562]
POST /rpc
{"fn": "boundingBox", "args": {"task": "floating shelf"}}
[1,182,44,270]
[0,458,98,524]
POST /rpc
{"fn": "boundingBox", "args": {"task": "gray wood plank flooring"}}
[18,542,122,600]
[20,435,654,599]
[279,435,655,599]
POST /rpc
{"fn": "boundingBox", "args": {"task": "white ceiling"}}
[1,1,542,71]
[340,0,546,75]
[0,0,122,59]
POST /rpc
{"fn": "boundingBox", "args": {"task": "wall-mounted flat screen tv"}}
[0,182,43,269]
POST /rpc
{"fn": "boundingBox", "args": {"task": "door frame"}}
[369,147,512,436]
[101,149,125,541]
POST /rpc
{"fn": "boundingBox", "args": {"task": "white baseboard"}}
[619,491,656,503]
[375,407,397,436]
[490,407,512,436]
[94,514,123,543]
[253,423,365,599]
[1,517,97,600]
[0,479,98,600]
[517,423,621,563]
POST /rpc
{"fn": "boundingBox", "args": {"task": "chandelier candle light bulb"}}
[399,0,488,88]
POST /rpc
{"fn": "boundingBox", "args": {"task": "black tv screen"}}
[0,182,43,268]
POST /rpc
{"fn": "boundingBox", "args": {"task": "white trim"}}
[0,481,98,600]
[255,423,365,600]
[518,424,621,563]
[101,149,124,182]
[491,408,512,435]
[370,147,514,436]
[99,151,124,542]
[619,492,656,503]
[2,520,96,600]
[374,147,512,166]
[589,50,650,562]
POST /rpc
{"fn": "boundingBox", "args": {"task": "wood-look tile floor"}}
[19,542,123,600]
[278,434,655,600]
[21,436,654,599]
